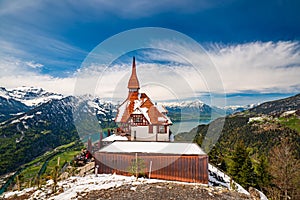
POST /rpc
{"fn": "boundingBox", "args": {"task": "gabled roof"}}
[99,141,207,155]
[115,92,172,125]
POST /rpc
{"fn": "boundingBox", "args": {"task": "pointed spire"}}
[127,56,140,92]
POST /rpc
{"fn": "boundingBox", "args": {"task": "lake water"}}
[170,120,210,135]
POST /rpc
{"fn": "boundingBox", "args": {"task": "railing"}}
[77,162,95,177]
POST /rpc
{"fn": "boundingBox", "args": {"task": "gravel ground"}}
[78,182,251,200]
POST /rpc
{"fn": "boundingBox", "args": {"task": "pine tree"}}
[255,155,271,192]
[228,141,248,181]
[239,155,257,189]
[227,141,258,189]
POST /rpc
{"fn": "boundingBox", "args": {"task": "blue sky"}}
[0,0,299,106]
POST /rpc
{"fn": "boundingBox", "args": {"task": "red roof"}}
[115,92,171,125]
[115,57,171,125]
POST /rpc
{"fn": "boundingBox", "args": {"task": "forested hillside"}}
[176,93,300,199]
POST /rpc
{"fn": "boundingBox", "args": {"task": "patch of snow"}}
[10,112,24,116]
[132,108,142,114]
[21,115,34,120]
[97,110,105,115]
[248,117,264,123]
[281,110,296,117]
[208,164,249,195]
[0,187,36,199]
[162,100,204,108]
[158,117,166,122]
[36,111,42,115]
[257,189,268,200]
[0,88,10,99]
[115,101,128,122]
[134,99,142,110]
[102,134,128,142]
[10,119,20,124]
[140,107,151,123]
[48,174,163,200]
[4,86,64,107]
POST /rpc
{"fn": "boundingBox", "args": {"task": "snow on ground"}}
[208,164,249,195]
[209,164,267,199]
[1,174,166,200]
[1,187,36,199]
[102,134,128,141]
[2,165,268,200]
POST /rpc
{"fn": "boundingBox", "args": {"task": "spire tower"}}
[127,56,140,93]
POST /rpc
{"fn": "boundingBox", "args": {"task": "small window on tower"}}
[133,115,143,123]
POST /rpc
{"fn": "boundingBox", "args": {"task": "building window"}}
[149,125,153,133]
[133,115,143,123]
[158,125,166,133]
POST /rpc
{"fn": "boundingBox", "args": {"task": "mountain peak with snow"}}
[0,86,64,107]
[161,100,205,108]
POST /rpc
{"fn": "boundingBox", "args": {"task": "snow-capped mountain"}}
[217,104,258,114]
[0,94,117,176]
[0,86,64,107]
[161,100,224,122]
[162,100,205,108]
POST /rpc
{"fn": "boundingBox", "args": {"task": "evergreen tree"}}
[227,141,258,189]
[239,155,257,189]
[255,155,271,192]
[228,141,248,181]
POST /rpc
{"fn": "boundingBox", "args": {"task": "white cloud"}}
[0,41,299,106]
[0,0,226,19]
[25,61,43,69]
[208,41,300,93]
[0,55,75,95]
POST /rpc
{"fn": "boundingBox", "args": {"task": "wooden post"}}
[135,153,138,179]
[16,175,20,191]
[95,165,99,177]
[149,161,152,179]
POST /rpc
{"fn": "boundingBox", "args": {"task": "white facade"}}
[130,125,169,142]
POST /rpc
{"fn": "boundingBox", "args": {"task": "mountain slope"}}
[249,93,300,115]
[0,96,30,123]
[0,97,79,175]
[0,94,117,176]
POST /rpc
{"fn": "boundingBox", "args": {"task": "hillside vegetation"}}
[176,94,300,199]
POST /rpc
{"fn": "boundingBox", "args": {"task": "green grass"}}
[279,116,300,133]
[44,150,80,176]
[20,163,43,180]
[14,141,81,188]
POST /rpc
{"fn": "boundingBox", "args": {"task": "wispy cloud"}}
[208,41,300,93]
[0,40,299,106]
[25,61,43,69]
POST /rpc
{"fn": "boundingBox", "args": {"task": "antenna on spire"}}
[133,56,135,66]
